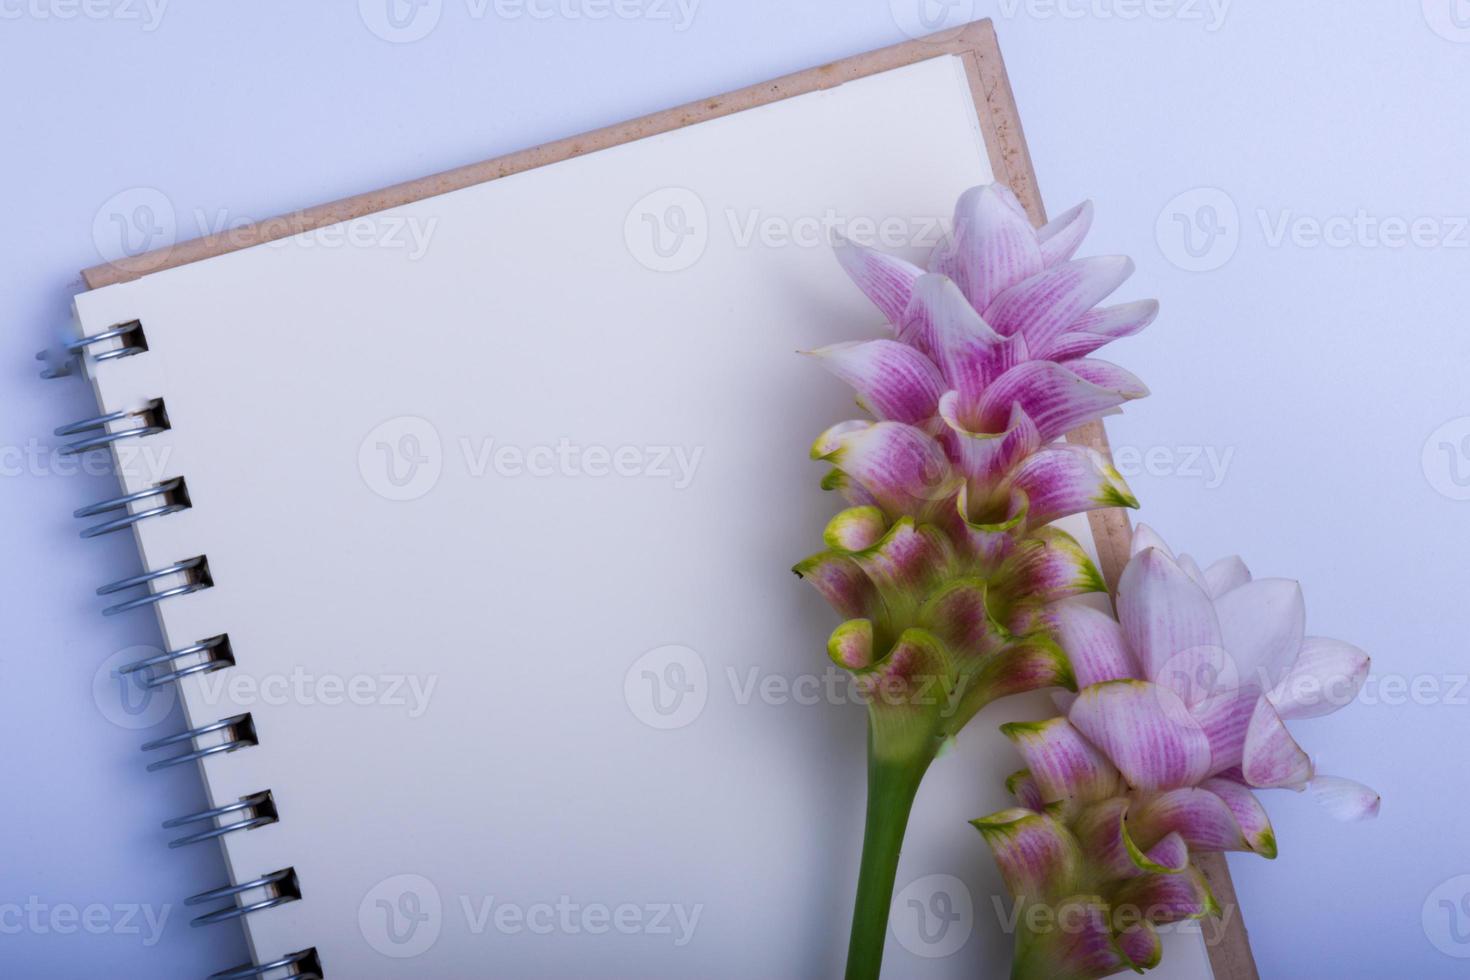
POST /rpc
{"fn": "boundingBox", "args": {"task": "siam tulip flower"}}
[975,524,1379,980]
[796,184,1156,979]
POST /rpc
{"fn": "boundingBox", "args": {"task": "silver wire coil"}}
[140,712,255,771]
[55,401,167,456]
[163,790,277,848]
[116,634,232,688]
[187,867,302,927]
[75,477,191,538]
[50,317,319,978]
[207,948,320,980]
[96,555,211,616]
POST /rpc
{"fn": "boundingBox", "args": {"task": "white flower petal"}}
[1309,775,1381,821]
[1214,578,1305,689]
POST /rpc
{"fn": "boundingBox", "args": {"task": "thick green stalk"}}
[843,726,937,980]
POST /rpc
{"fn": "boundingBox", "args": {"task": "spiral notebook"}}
[57,23,1233,980]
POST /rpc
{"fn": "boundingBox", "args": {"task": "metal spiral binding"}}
[207,949,322,980]
[63,318,322,977]
[38,319,148,378]
[96,555,212,616]
[74,477,191,538]
[117,634,234,688]
[163,790,278,848]
[188,867,303,927]
[56,401,169,456]
[141,712,256,771]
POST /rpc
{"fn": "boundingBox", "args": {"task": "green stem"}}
[843,728,936,980]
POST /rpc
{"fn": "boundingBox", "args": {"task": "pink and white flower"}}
[975,524,1379,979]
[798,185,1154,755]
[801,184,1158,980]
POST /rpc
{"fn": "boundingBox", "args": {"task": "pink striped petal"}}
[1139,831,1190,874]
[975,361,1134,442]
[1117,547,1223,685]
[1008,445,1139,529]
[1309,775,1381,821]
[938,394,1041,484]
[1112,866,1217,924]
[928,184,1044,312]
[1266,636,1370,720]
[1215,578,1306,689]
[832,233,922,325]
[857,628,954,742]
[1001,717,1123,805]
[1049,600,1139,687]
[806,340,943,424]
[1191,688,1262,774]
[827,618,874,670]
[1071,797,1136,877]
[1241,697,1313,789]
[1060,358,1149,400]
[852,518,955,607]
[1031,331,1115,362]
[971,807,1081,899]
[899,274,1020,394]
[1117,924,1163,972]
[1074,799,1189,880]
[1034,298,1159,360]
[792,551,874,620]
[1068,680,1212,791]
[918,577,1002,661]
[1130,787,1249,853]
[1068,298,1160,340]
[1014,899,1126,979]
[996,527,1107,605]
[819,467,878,508]
[1037,200,1094,267]
[1202,555,1251,597]
[1202,776,1277,857]
[984,256,1135,354]
[956,637,1076,727]
[814,421,958,518]
[1007,769,1046,811]
[811,419,870,458]
[822,505,888,553]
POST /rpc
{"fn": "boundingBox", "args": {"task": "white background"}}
[1,2,1466,977]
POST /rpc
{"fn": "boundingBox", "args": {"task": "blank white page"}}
[74,54,1211,979]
